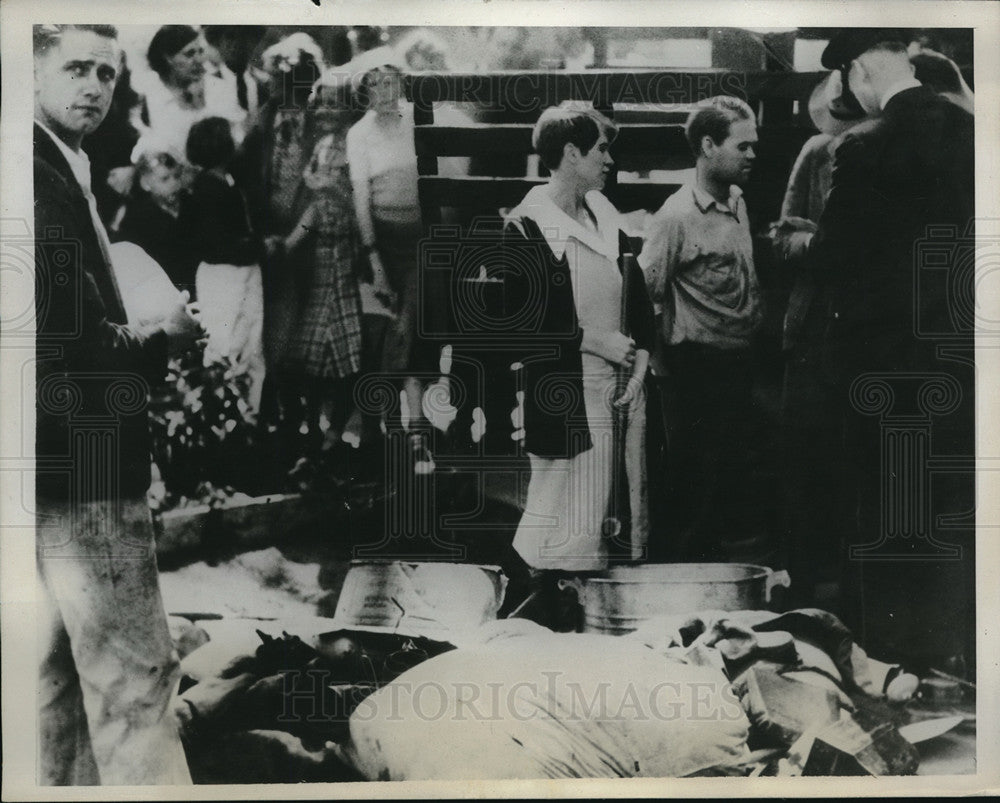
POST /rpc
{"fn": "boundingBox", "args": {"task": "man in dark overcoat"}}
[777,28,975,673]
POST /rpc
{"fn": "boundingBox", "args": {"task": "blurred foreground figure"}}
[33,24,200,785]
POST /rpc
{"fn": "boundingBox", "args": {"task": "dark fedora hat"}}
[821,28,911,70]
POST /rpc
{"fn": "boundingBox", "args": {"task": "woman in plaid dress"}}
[283,98,363,448]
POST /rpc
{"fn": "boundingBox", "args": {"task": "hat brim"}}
[807,72,866,137]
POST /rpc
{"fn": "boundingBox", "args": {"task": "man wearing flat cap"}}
[776,28,975,675]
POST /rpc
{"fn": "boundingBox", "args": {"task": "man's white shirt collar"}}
[691,182,743,218]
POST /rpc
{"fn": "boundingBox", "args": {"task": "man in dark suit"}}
[777,29,975,674]
[33,24,201,785]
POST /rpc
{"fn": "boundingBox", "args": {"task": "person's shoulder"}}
[841,115,883,142]
[932,92,974,132]
[884,86,968,135]
[34,150,72,203]
[800,132,836,158]
[834,117,885,161]
[121,193,166,226]
[502,205,533,236]
[190,170,227,199]
[584,190,622,224]
[648,184,695,226]
[501,206,545,243]
[142,78,178,112]
[347,111,375,138]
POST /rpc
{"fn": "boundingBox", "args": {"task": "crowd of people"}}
[32,22,975,786]
[78,26,455,455]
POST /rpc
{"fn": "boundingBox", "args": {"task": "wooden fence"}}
[407,69,826,225]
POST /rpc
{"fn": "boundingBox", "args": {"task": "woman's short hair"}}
[147,25,200,80]
[532,107,618,172]
[186,116,235,169]
[356,64,403,111]
[684,95,756,157]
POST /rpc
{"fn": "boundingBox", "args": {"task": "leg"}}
[660,346,706,560]
[36,498,192,786]
[37,560,100,786]
[348,315,390,445]
[780,357,847,608]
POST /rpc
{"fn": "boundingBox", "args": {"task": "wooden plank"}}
[419,176,543,210]
[415,124,530,156]
[414,123,691,158]
[608,181,684,212]
[406,70,826,108]
[418,176,682,214]
[414,123,814,172]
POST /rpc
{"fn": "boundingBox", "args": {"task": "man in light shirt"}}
[640,95,762,561]
[33,23,200,785]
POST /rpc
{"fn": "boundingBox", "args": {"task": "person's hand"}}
[614,349,649,409]
[770,216,817,234]
[369,252,397,307]
[106,166,136,198]
[264,235,285,258]
[584,329,636,368]
[161,291,205,356]
[780,231,813,261]
[769,220,815,263]
[184,299,210,349]
[613,374,644,409]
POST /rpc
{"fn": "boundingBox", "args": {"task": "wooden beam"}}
[418,176,683,214]
[406,70,826,108]
[414,123,691,158]
[414,123,814,172]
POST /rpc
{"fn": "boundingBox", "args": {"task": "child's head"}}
[132,134,186,204]
[310,70,356,136]
[186,116,235,170]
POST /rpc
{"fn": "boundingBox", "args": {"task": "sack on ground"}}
[335,631,750,780]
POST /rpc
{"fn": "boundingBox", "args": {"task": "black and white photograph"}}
[2,0,998,797]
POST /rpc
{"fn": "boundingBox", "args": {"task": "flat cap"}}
[821,28,910,70]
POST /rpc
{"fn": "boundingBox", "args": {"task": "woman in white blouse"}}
[346,65,421,363]
[140,25,246,157]
[503,107,654,628]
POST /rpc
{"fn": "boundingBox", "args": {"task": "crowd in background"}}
[86,26,468,460]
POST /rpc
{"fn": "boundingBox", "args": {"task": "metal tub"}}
[561,563,791,635]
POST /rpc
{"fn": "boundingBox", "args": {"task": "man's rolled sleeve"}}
[639,211,682,317]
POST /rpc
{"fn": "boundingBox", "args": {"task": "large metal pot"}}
[560,563,791,635]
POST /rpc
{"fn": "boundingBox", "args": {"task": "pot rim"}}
[347,559,505,573]
[585,562,773,586]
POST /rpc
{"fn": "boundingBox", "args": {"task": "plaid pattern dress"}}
[285,134,363,380]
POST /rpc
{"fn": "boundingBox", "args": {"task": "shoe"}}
[342,409,363,449]
[409,433,436,475]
